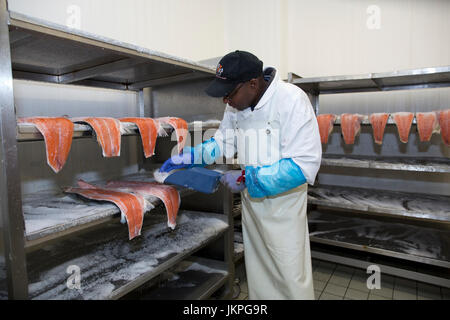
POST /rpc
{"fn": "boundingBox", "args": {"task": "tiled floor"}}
[232,259,450,300]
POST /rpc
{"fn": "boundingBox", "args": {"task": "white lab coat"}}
[214,68,322,299]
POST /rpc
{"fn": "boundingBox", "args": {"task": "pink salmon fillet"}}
[18,117,74,173]
[156,117,188,154]
[392,112,414,143]
[340,114,365,145]
[416,112,440,142]
[316,114,336,144]
[369,113,390,145]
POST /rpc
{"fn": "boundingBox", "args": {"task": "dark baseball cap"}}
[205,50,263,98]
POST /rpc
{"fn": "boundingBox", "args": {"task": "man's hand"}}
[220,170,246,193]
[160,150,194,173]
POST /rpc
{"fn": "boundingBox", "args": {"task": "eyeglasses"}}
[223,82,245,102]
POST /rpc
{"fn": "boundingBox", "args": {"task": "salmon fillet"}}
[120,118,160,158]
[369,113,390,145]
[416,112,440,142]
[156,117,188,154]
[64,180,146,240]
[392,112,414,143]
[340,114,366,145]
[72,117,122,157]
[316,114,336,144]
[106,181,180,229]
[18,117,74,173]
[439,109,450,146]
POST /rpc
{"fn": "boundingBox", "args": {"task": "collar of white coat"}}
[252,67,279,111]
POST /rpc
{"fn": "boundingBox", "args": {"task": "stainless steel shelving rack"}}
[0,1,235,300]
[288,67,450,288]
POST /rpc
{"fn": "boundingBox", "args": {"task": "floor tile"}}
[335,265,356,275]
[368,293,390,300]
[318,261,337,271]
[329,271,352,287]
[369,286,393,299]
[319,292,343,300]
[348,278,370,293]
[442,287,450,300]
[324,283,347,297]
[314,290,321,300]
[313,279,327,291]
[345,288,369,300]
[313,269,333,282]
[235,291,248,300]
[417,282,442,300]
[394,278,417,290]
[393,285,417,300]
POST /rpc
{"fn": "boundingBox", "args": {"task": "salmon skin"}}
[18,117,74,173]
[106,181,180,229]
[416,112,440,142]
[72,117,122,157]
[156,117,188,154]
[340,114,366,145]
[392,112,414,143]
[316,114,336,144]
[64,180,146,240]
[369,113,390,145]
[439,109,450,146]
[120,118,160,158]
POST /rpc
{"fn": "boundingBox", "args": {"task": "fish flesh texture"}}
[106,181,180,229]
[340,114,366,145]
[72,117,122,157]
[392,112,414,143]
[18,117,74,173]
[64,180,147,240]
[369,113,390,145]
[156,117,188,153]
[316,114,336,144]
[120,117,161,158]
[439,109,450,146]
[416,112,440,142]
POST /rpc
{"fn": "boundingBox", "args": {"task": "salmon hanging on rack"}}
[438,109,450,146]
[17,117,74,173]
[156,117,188,154]
[340,114,366,145]
[71,117,122,157]
[120,118,165,158]
[316,114,337,144]
[369,113,390,145]
[416,112,440,142]
[64,180,147,240]
[106,180,180,230]
[392,112,414,143]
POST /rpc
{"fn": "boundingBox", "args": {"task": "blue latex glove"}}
[220,170,246,193]
[160,148,194,172]
[160,138,220,173]
[245,158,307,198]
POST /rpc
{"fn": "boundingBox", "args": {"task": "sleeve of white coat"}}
[279,91,322,185]
[213,105,237,160]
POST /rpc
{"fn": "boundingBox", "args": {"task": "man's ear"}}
[249,78,258,88]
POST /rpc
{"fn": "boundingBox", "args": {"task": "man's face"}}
[222,79,258,111]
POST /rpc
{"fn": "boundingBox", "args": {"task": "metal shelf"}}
[17,120,221,142]
[308,210,450,269]
[24,210,228,300]
[130,256,229,300]
[321,155,450,173]
[308,185,450,223]
[8,11,214,91]
[23,171,197,250]
[291,66,450,95]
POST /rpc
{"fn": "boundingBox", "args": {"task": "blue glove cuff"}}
[192,138,221,166]
[245,159,307,198]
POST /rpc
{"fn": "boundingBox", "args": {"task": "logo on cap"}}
[216,64,226,79]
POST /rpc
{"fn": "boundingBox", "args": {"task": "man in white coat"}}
[160,50,322,299]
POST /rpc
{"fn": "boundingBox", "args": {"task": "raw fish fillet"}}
[340,114,366,145]
[416,112,440,142]
[18,117,74,173]
[156,117,188,153]
[316,114,336,144]
[106,181,180,229]
[120,118,160,158]
[392,112,414,143]
[439,109,450,146]
[369,113,390,145]
[72,117,121,157]
[64,180,146,240]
